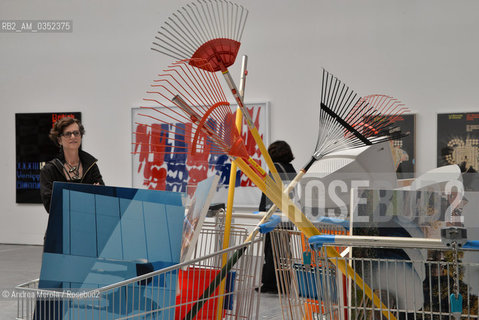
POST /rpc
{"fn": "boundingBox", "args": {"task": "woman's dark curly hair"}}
[49,117,85,147]
[268,140,294,163]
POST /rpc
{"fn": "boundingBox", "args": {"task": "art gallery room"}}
[2,0,479,319]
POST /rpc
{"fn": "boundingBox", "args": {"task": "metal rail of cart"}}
[270,220,479,320]
[16,221,266,320]
[269,218,350,320]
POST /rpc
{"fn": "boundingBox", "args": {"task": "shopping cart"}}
[16,221,266,320]
[269,217,350,320]
[307,228,479,320]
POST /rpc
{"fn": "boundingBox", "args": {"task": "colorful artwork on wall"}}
[15,112,81,203]
[437,112,479,190]
[131,102,269,208]
[437,112,479,170]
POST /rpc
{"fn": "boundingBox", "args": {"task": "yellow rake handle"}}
[216,109,243,320]
[216,56,248,319]
[233,158,397,320]
[221,68,283,186]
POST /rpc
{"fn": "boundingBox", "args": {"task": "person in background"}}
[40,117,104,213]
[259,140,297,293]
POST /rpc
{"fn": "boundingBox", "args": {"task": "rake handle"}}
[221,67,283,186]
[233,158,398,320]
[321,102,372,145]
[215,55,248,320]
[182,155,397,320]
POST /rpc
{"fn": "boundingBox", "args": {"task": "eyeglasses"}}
[61,130,81,138]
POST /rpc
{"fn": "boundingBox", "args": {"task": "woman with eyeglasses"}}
[40,117,104,213]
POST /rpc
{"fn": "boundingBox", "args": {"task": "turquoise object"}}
[450,293,463,314]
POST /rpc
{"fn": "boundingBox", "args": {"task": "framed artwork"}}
[437,112,479,191]
[131,102,270,208]
[437,112,479,170]
[361,113,416,179]
[15,112,81,203]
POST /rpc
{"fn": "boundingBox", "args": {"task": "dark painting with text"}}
[15,112,81,203]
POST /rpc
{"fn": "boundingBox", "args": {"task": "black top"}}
[39,150,105,213]
[259,162,297,211]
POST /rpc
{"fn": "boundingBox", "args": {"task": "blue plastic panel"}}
[38,182,185,320]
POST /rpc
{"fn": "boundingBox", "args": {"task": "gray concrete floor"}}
[0,244,43,320]
[0,244,281,319]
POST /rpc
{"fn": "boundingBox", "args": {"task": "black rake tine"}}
[332,83,350,119]
[328,78,342,116]
[345,102,373,130]
[320,103,372,146]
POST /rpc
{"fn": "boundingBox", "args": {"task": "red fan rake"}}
[151,0,284,184]
[137,59,267,182]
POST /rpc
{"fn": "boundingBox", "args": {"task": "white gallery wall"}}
[1,0,479,245]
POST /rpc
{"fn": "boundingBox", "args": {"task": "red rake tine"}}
[151,1,282,185]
